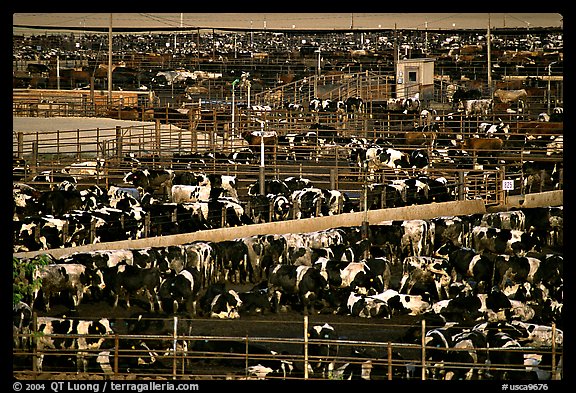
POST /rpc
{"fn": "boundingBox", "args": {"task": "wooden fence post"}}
[303,315,309,380]
[421,318,426,380]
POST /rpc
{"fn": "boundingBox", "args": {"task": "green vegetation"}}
[13,254,51,306]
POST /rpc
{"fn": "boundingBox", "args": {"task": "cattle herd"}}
[13,197,563,379]
[13,23,564,382]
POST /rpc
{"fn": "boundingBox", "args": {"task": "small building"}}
[396,58,435,101]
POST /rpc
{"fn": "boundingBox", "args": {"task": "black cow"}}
[471,226,543,256]
[102,264,162,312]
[213,239,250,284]
[37,188,83,216]
[344,96,364,113]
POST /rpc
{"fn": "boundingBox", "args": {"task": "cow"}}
[208,288,243,319]
[13,183,41,221]
[291,187,324,219]
[493,88,528,111]
[267,264,329,315]
[480,210,526,231]
[13,301,33,350]
[471,226,543,256]
[32,263,105,312]
[452,88,482,109]
[423,325,489,380]
[345,291,391,319]
[368,289,432,316]
[461,99,494,117]
[171,184,221,203]
[183,241,218,287]
[477,119,510,139]
[365,182,405,209]
[213,239,250,284]
[61,159,105,180]
[399,256,452,302]
[344,96,364,114]
[249,193,292,223]
[31,171,77,190]
[307,323,339,377]
[102,263,163,312]
[123,168,175,200]
[238,286,272,315]
[247,178,290,197]
[365,147,411,176]
[242,130,278,160]
[314,258,385,296]
[35,316,113,373]
[158,267,202,315]
[284,176,314,194]
[37,188,84,217]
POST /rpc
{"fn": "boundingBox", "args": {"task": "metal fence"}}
[13,315,562,381]
[13,108,563,202]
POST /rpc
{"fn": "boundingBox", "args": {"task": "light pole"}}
[231,78,239,138]
[547,61,558,113]
[314,49,321,98]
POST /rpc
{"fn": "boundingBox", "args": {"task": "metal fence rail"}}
[13,315,563,381]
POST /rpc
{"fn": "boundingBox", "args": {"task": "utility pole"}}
[108,13,113,105]
[487,13,492,89]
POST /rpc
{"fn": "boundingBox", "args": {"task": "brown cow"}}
[241,130,278,159]
[493,89,528,104]
[459,137,504,151]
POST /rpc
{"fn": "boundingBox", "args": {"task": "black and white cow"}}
[13,301,33,350]
[249,193,292,223]
[247,179,290,197]
[268,264,329,315]
[307,323,339,377]
[123,168,175,200]
[35,316,114,373]
[291,187,324,219]
[13,183,42,221]
[158,267,202,315]
[345,291,391,318]
[171,184,222,203]
[368,289,432,316]
[205,285,243,319]
[399,256,452,302]
[471,226,543,256]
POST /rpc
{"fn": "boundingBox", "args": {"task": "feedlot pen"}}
[13,108,563,208]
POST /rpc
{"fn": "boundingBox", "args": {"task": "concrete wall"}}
[14,199,486,260]
[519,190,563,208]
